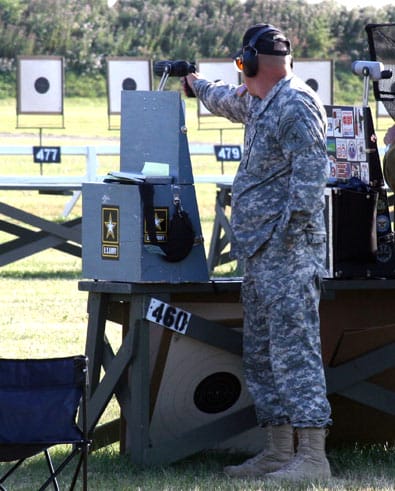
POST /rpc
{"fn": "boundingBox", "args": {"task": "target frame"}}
[106,57,152,115]
[197,59,241,118]
[293,59,334,106]
[17,56,64,115]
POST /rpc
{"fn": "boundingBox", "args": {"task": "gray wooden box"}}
[120,91,193,183]
[82,181,209,282]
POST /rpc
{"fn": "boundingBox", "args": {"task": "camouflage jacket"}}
[193,75,330,260]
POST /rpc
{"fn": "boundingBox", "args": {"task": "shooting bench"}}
[79,277,395,465]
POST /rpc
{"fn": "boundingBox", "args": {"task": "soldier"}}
[184,23,332,481]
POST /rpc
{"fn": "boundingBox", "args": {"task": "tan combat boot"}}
[265,427,331,481]
[224,424,294,478]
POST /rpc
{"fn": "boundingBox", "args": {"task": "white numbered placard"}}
[145,298,191,334]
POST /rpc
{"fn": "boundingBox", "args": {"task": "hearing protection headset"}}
[241,25,278,77]
[241,25,290,78]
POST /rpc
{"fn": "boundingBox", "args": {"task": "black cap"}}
[235,23,291,57]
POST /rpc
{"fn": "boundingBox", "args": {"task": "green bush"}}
[0,71,15,99]
[65,71,107,98]
[334,60,365,106]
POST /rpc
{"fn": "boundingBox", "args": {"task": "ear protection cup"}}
[241,49,259,78]
[242,25,280,78]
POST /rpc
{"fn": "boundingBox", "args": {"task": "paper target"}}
[293,59,333,106]
[149,331,264,452]
[17,56,64,114]
[106,57,152,114]
[197,59,240,117]
[377,100,390,117]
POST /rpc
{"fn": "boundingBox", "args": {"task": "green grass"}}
[1,96,395,489]
[2,443,395,490]
[0,96,244,143]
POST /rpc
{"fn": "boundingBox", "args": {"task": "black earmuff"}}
[242,26,280,78]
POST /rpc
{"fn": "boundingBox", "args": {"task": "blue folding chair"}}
[0,355,90,491]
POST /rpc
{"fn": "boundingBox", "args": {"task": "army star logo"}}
[102,206,119,244]
[155,212,164,230]
[101,206,119,260]
[144,207,168,244]
[105,212,117,239]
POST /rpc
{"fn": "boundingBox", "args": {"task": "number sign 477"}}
[33,146,61,163]
[145,298,191,334]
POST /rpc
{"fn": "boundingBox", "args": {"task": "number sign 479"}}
[145,298,191,334]
[214,145,241,162]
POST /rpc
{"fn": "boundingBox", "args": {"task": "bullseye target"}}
[106,57,152,114]
[17,56,64,114]
[148,329,265,453]
[197,59,240,117]
[293,59,333,106]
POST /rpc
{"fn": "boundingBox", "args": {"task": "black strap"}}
[139,182,159,246]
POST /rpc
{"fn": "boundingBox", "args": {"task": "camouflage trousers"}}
[241,227,332,428]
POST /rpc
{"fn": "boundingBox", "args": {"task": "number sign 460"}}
[145,298,191,334]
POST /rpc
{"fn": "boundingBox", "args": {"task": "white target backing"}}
[377,100,390,117]
[106,57,152,114]
[197,59,240,117]
[17,56,64,114]
[293,59,333,106]
[149,330,265,452]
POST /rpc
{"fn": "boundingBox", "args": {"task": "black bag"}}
[334,178,378,263]
[139,182,195,262]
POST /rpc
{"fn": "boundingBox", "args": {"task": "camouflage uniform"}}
[193,75,332,428]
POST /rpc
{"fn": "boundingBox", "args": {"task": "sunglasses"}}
[233,46,258,72]
[233,56,244,72]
